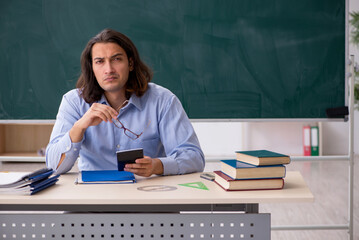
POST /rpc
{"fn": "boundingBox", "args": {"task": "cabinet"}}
[0,124,53,162]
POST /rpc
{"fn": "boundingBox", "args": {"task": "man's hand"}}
[124,156,164,177]
[70,103,118,143]
[78,103,118,129]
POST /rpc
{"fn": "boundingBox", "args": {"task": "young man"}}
[46,29,205,177]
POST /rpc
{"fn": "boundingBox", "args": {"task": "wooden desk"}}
[0,171,313,240]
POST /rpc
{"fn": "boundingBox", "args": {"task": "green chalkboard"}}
[0,0,345,119]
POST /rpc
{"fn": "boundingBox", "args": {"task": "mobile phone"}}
[116,148,144,171]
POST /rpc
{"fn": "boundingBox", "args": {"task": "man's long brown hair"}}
[76,29,153,103]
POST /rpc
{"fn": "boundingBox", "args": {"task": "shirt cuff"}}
[65,141,82,158]
[60,132,82,151]
[159,156,179,175]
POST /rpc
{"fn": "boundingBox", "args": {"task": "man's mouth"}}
[104,76,117,81]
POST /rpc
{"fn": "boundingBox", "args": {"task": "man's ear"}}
[129,58,134,71]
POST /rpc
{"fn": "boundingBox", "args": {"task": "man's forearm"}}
[69,121,86,143]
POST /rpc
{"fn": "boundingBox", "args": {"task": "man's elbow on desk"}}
[46,151,75,175]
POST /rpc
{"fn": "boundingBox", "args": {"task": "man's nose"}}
[104,62,115,74]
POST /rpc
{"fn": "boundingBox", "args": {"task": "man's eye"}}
[114,57,122,61]
[95,60,103,64]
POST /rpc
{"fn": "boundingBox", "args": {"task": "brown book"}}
[214,171,284,191]
[236,150,291,166]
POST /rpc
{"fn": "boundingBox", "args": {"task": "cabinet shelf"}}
[0,153,45,162]
[0,124,52,162]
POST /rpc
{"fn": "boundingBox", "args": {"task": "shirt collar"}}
[98,94,109,105]
[97,93,143,111]
[128,93,143,111]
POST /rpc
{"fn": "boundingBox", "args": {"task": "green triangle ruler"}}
[178,181,209,190]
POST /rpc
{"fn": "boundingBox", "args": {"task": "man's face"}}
[92,42,133,94]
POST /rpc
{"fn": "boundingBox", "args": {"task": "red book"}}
[213,171,284,191]
[303,125,311,156]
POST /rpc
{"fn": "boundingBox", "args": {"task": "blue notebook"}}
[76,170,136,184]
[29,175,60,195]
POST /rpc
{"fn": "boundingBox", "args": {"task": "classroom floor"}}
[0,157,357,240]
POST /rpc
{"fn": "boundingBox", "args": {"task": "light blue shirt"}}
[46,83,205,175]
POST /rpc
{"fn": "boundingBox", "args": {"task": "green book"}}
[235,150,291,166]
[310,126,319,156]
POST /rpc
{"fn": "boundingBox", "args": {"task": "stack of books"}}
[214,150,291,191]
[0,168,59,195]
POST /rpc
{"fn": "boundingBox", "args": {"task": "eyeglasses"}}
[113,119,151,140]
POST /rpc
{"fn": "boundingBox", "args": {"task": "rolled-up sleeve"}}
[45,92,83,174]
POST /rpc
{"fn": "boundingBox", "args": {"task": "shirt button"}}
[74,148,78,151]
[116,145,121,148]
